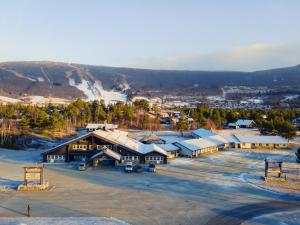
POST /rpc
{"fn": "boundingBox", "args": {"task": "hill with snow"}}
[0,61,299,103]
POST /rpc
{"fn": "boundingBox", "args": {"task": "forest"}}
[0,99,298,148]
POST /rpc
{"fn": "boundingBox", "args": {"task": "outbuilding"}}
[233,135,288,149]
[174,138,219,158]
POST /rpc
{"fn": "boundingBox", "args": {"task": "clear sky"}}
[1,0,300,71]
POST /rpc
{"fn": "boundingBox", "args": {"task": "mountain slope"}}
[0,61,299,101]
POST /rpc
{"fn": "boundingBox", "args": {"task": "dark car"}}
[148,164,156,173]
[134,164,144,173]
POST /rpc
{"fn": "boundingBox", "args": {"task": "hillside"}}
[0,61,299,102]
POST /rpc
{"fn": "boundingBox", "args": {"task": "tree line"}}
[176,106,299,139]
[0,99,298,142]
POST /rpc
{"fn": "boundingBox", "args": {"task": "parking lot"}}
[0,148,300,225]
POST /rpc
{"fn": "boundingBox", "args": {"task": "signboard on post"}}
[23,164,44,185]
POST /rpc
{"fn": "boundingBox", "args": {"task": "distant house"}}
[292,117,300,128]
[228,119,256,129]
[228,123,239,129]
[86,123,118,132]
[235,119,256,128]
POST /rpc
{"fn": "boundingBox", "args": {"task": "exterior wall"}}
[237,142,288,149]
[240,142,252,149]
[195,146,218,157]
[142,151,167,164]
[167,150,179,159]
[177,144,218,158]
[43,135,141,163]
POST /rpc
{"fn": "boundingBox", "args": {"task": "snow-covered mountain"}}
[0,61,299,103]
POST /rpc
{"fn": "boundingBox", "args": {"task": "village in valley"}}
[1,1,300,225]
[0,96,299,225]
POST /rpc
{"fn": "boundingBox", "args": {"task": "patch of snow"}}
[69,78,127,105]
[0,96,21,103]
[37,77,45,82]
[281,95,299,102]
[119,81,130,91]
[0,217,130,225]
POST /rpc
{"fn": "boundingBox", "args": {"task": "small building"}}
[235,119,256,128]
[233,135,288,149]
[42,129,168,165]
[174,138,219,158]
[228,123,239,129]
[292,117,300,128]
[86,123,118,132]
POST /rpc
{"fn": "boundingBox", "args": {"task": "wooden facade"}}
[42,132,168,165]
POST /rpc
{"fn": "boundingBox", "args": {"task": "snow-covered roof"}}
[157,144,180,152]
[93,130,168,156]
[175,138,218,151]
[160,136,192,144]
[86,123,118,130]
[234,135,288,144]
[205,135,230,145]
[90,148,121,161]
[235,119,255,126]
[141,144,168,156]
[222,135,240,143]
[192,128,216,138]
[45,129,168,156]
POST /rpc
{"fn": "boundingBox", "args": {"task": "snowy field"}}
[0,146,300,225]
[0,217,130,225]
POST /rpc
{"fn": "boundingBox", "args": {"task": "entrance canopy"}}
[90,147,121,161]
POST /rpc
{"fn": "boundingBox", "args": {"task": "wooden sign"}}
[23,164,44,185]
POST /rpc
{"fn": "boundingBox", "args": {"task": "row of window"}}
[72,144,87,150]
[145,156,164,161]
[47,155,65,160]
[122,156,139,161]
[72,144,112,150]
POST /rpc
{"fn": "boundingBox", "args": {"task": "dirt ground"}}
[0,147,300,225]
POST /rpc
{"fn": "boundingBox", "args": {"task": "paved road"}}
[205,200,300,225]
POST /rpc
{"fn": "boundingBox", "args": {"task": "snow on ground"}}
[0,96,21,104]
[69,78,127,105]
[0,217,130,225]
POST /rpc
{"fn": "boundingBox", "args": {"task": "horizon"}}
[1,1,300,71]
[1,59,300,73]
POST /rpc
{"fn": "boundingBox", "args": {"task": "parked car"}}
[78,162,87,171]
[124,162,133,173]
[134,164,144,173]
[148,164,156,173]
[296,148,300,163]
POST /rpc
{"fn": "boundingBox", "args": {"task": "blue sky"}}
[1,0,300,71]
